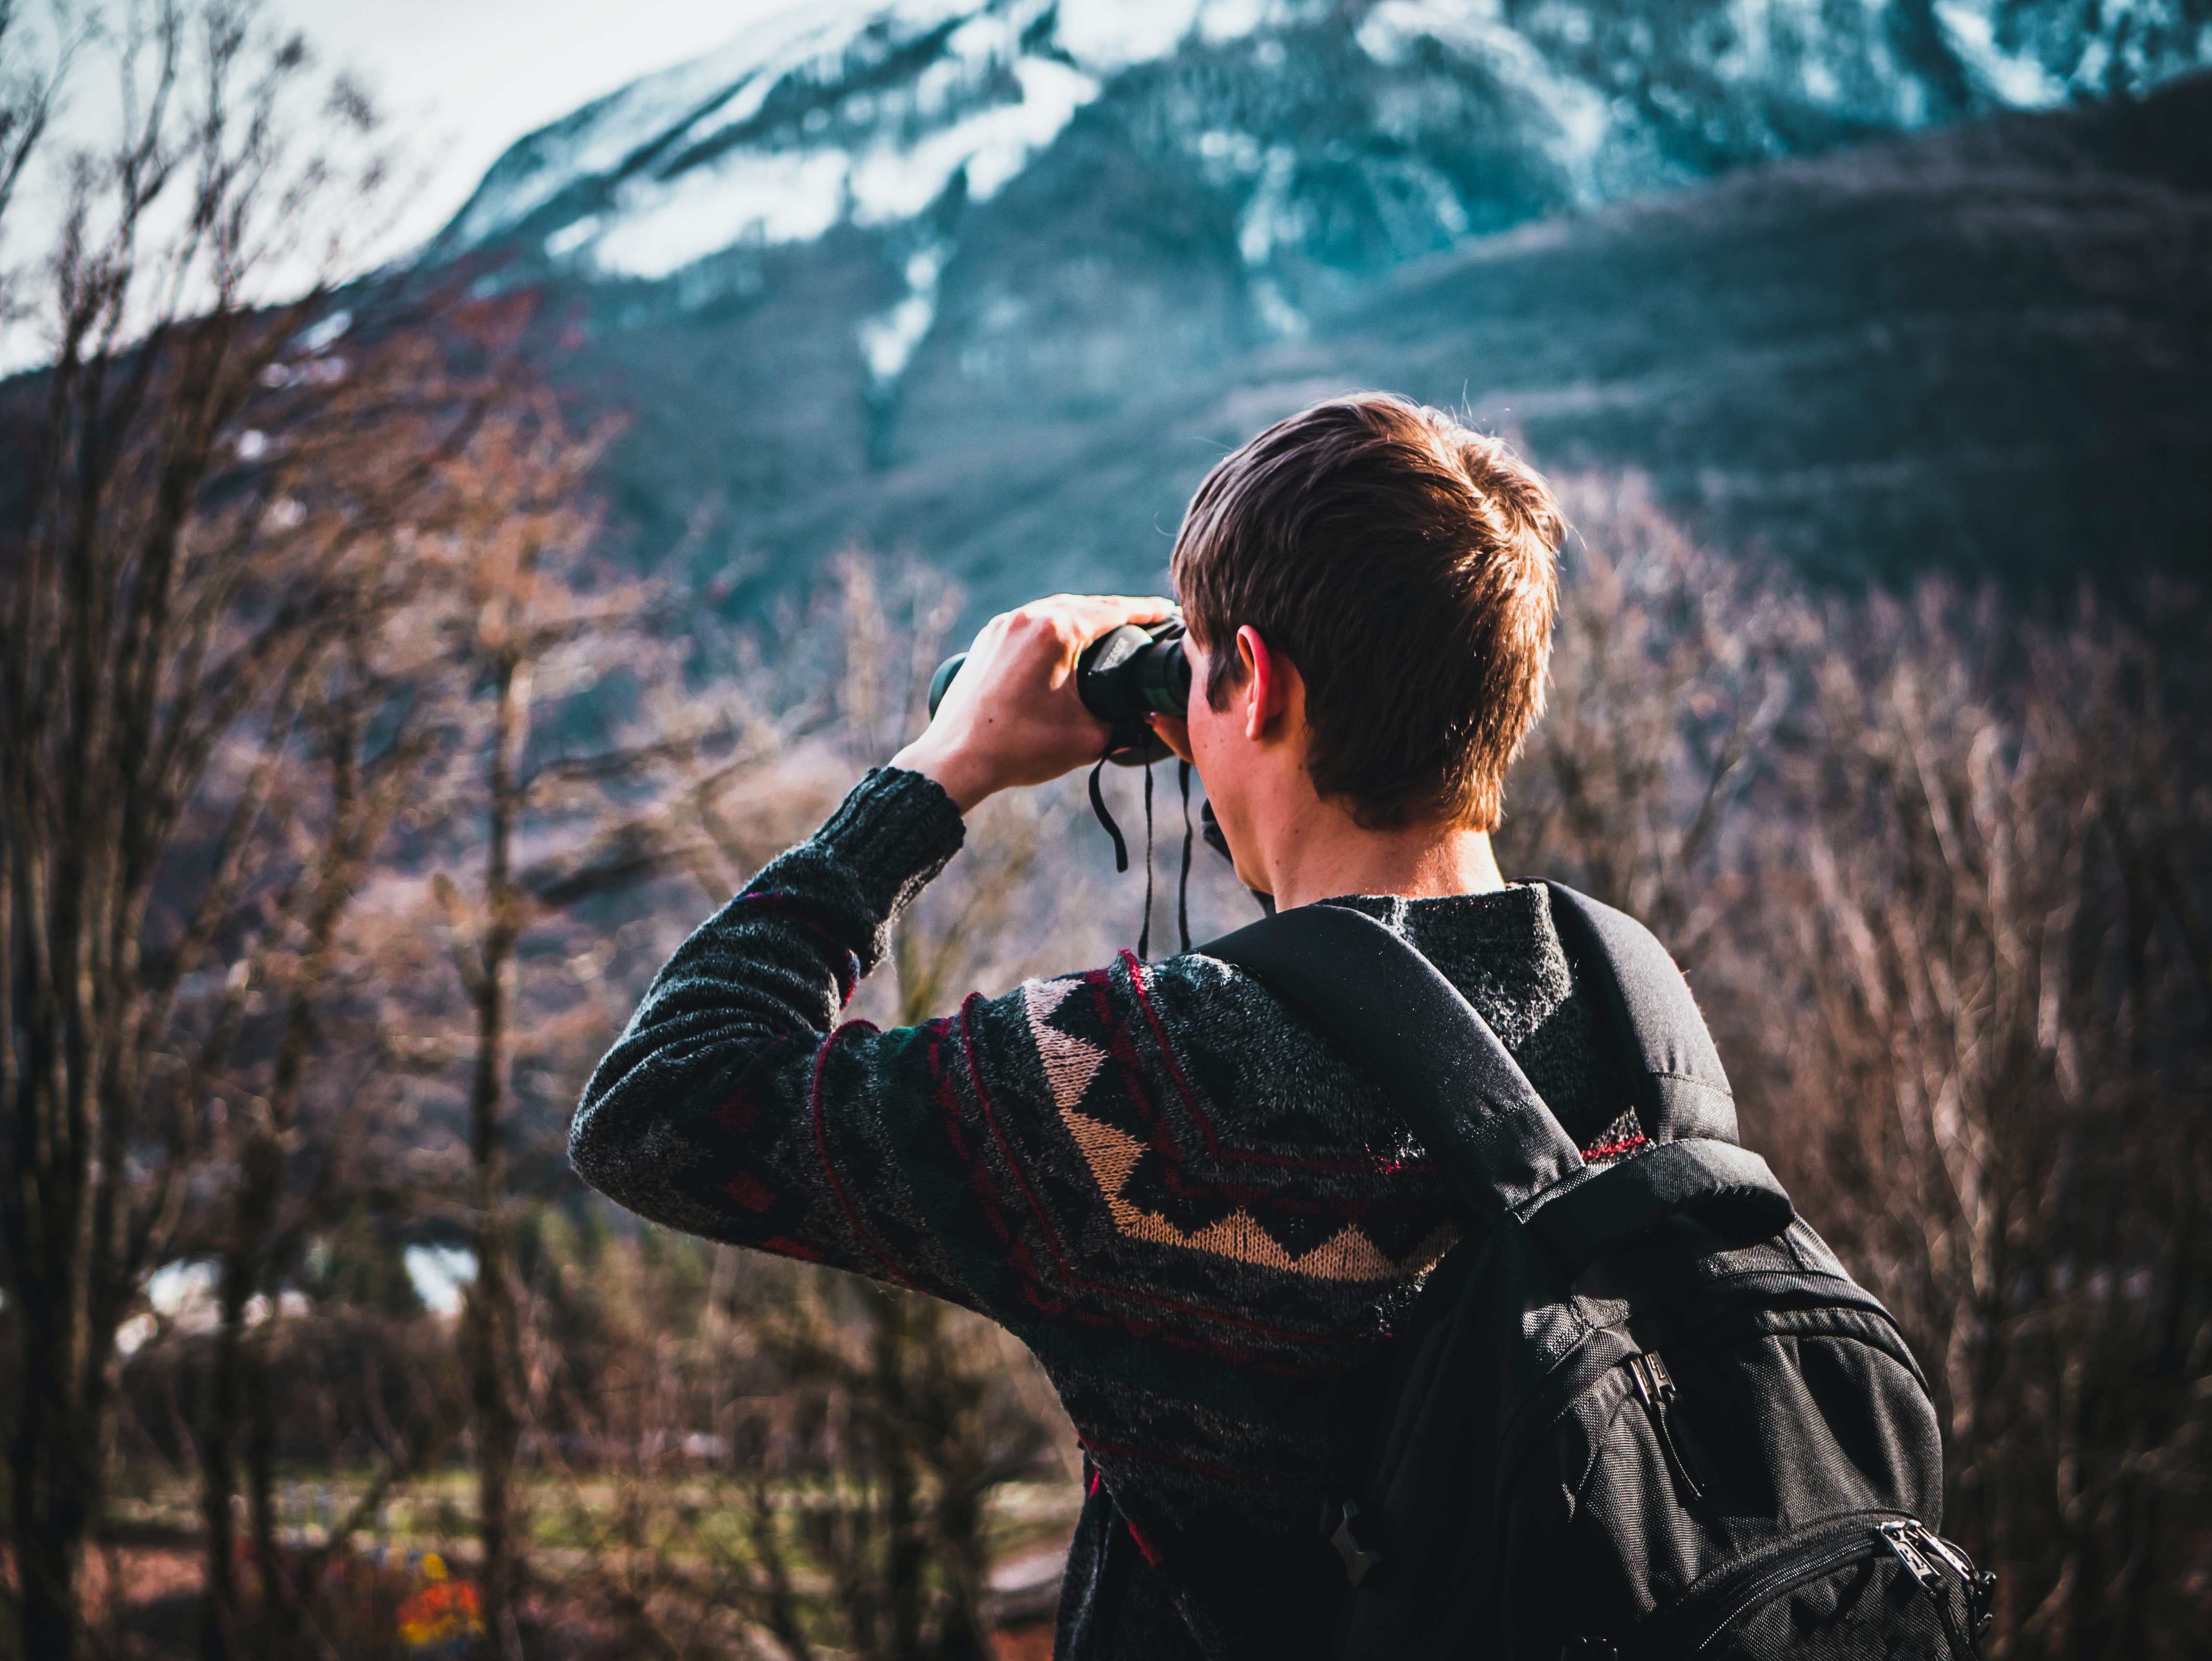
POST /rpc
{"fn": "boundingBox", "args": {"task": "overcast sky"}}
[266,0,780,262]
[0,2,789,368]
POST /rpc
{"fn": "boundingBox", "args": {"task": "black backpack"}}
[1205,885,1996,1661]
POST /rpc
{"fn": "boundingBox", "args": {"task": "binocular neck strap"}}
[1086,745,1198,960]
[1177,760,1194,955]
[1088,743,1131,872]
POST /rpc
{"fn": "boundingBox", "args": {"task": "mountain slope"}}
[441,1,2212,603]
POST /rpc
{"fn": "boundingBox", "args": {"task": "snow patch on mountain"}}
[590,152,849,277]
[1936,1,2068,107]
[1358,1,1612,205]
[586,53,1102,279]
[859,239,951,385]
[451,0,895,245]
[453,0,1290,280]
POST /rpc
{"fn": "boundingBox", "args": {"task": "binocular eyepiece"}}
[927,616,1191,766]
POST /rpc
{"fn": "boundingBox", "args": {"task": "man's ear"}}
[1237,626,1288,742]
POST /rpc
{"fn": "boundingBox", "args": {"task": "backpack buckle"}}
[1324,1500,1387,1588]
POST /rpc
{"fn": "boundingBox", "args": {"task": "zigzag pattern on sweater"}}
[1026,973,1460,1282]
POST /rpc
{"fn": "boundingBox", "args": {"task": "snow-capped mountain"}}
[452,0,2203,343]
[435,0,2212,604]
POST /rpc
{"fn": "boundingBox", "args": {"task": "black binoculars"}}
[927,616,1190,765]
[926,612,1250,930]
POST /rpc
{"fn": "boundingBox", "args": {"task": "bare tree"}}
[0,14,389,1656]
[1736,582,2212,1658]
[192,560,460,1661]
[417,402,611,1660]
[1502,480,2212,1656]
[0,6,546,1654]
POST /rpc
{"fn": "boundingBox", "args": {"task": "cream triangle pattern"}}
[1060,1109,1454,1282]
[1023,976,1454,1284]
[1023,978,1106,1111]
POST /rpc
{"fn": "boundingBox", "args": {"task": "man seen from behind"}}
[570,394,1646,1660]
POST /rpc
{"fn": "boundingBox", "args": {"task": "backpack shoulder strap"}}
[1202,899,1793,1260]
[1200,903,1582,1222]
[1541,882,1738,1143]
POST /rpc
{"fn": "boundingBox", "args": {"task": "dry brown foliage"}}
[1505,476,2212,1660]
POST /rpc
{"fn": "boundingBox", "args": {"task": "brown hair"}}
[1170,393,1562,830]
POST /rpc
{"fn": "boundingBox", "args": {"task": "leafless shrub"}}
[1507,476,2212,1658]
[1731,581,2212,1658]
[1496,472,1797,952]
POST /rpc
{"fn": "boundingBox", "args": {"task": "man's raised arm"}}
[566,765,973,1287]
[568,593,1172,1299]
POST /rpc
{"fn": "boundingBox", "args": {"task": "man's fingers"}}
[961,594,1177,702]
[1027,593,1176,633]
[980,596,1176,692]
[1106,593,1176,625]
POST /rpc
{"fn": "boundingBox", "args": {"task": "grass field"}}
[65,1465,1085,1658]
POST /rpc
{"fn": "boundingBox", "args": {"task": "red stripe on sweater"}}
[1085,969,1193,1171]
[1125,1517,1164,1565]
[1123,951,1410,1176]
[1583,1133,1647,1161]
[959,992,1075,1260]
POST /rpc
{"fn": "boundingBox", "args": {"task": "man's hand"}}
[891,593,1174,812]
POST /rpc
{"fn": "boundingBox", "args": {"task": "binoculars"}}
[925,611,1249,927]
[927,616,1191,765]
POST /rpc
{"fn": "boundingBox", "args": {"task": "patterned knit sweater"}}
[569,767,1637,1660]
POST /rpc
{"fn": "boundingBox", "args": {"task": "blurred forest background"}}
[1,3,2208,1660]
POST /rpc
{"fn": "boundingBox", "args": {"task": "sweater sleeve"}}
[572,765,1453,1444]
[567,765,989,1304]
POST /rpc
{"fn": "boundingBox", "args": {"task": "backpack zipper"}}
[1626,1351,1704,1505]
[1880,1520,1996,1656]
[1906,1520,1997,1635]
[1878,1518,1944,1595]
[1641,1513,1990,1658]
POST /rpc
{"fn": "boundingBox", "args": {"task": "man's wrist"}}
[887,736,994,814]
[806,766,968,921]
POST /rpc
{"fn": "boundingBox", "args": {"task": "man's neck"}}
[1258,803,1506,911]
